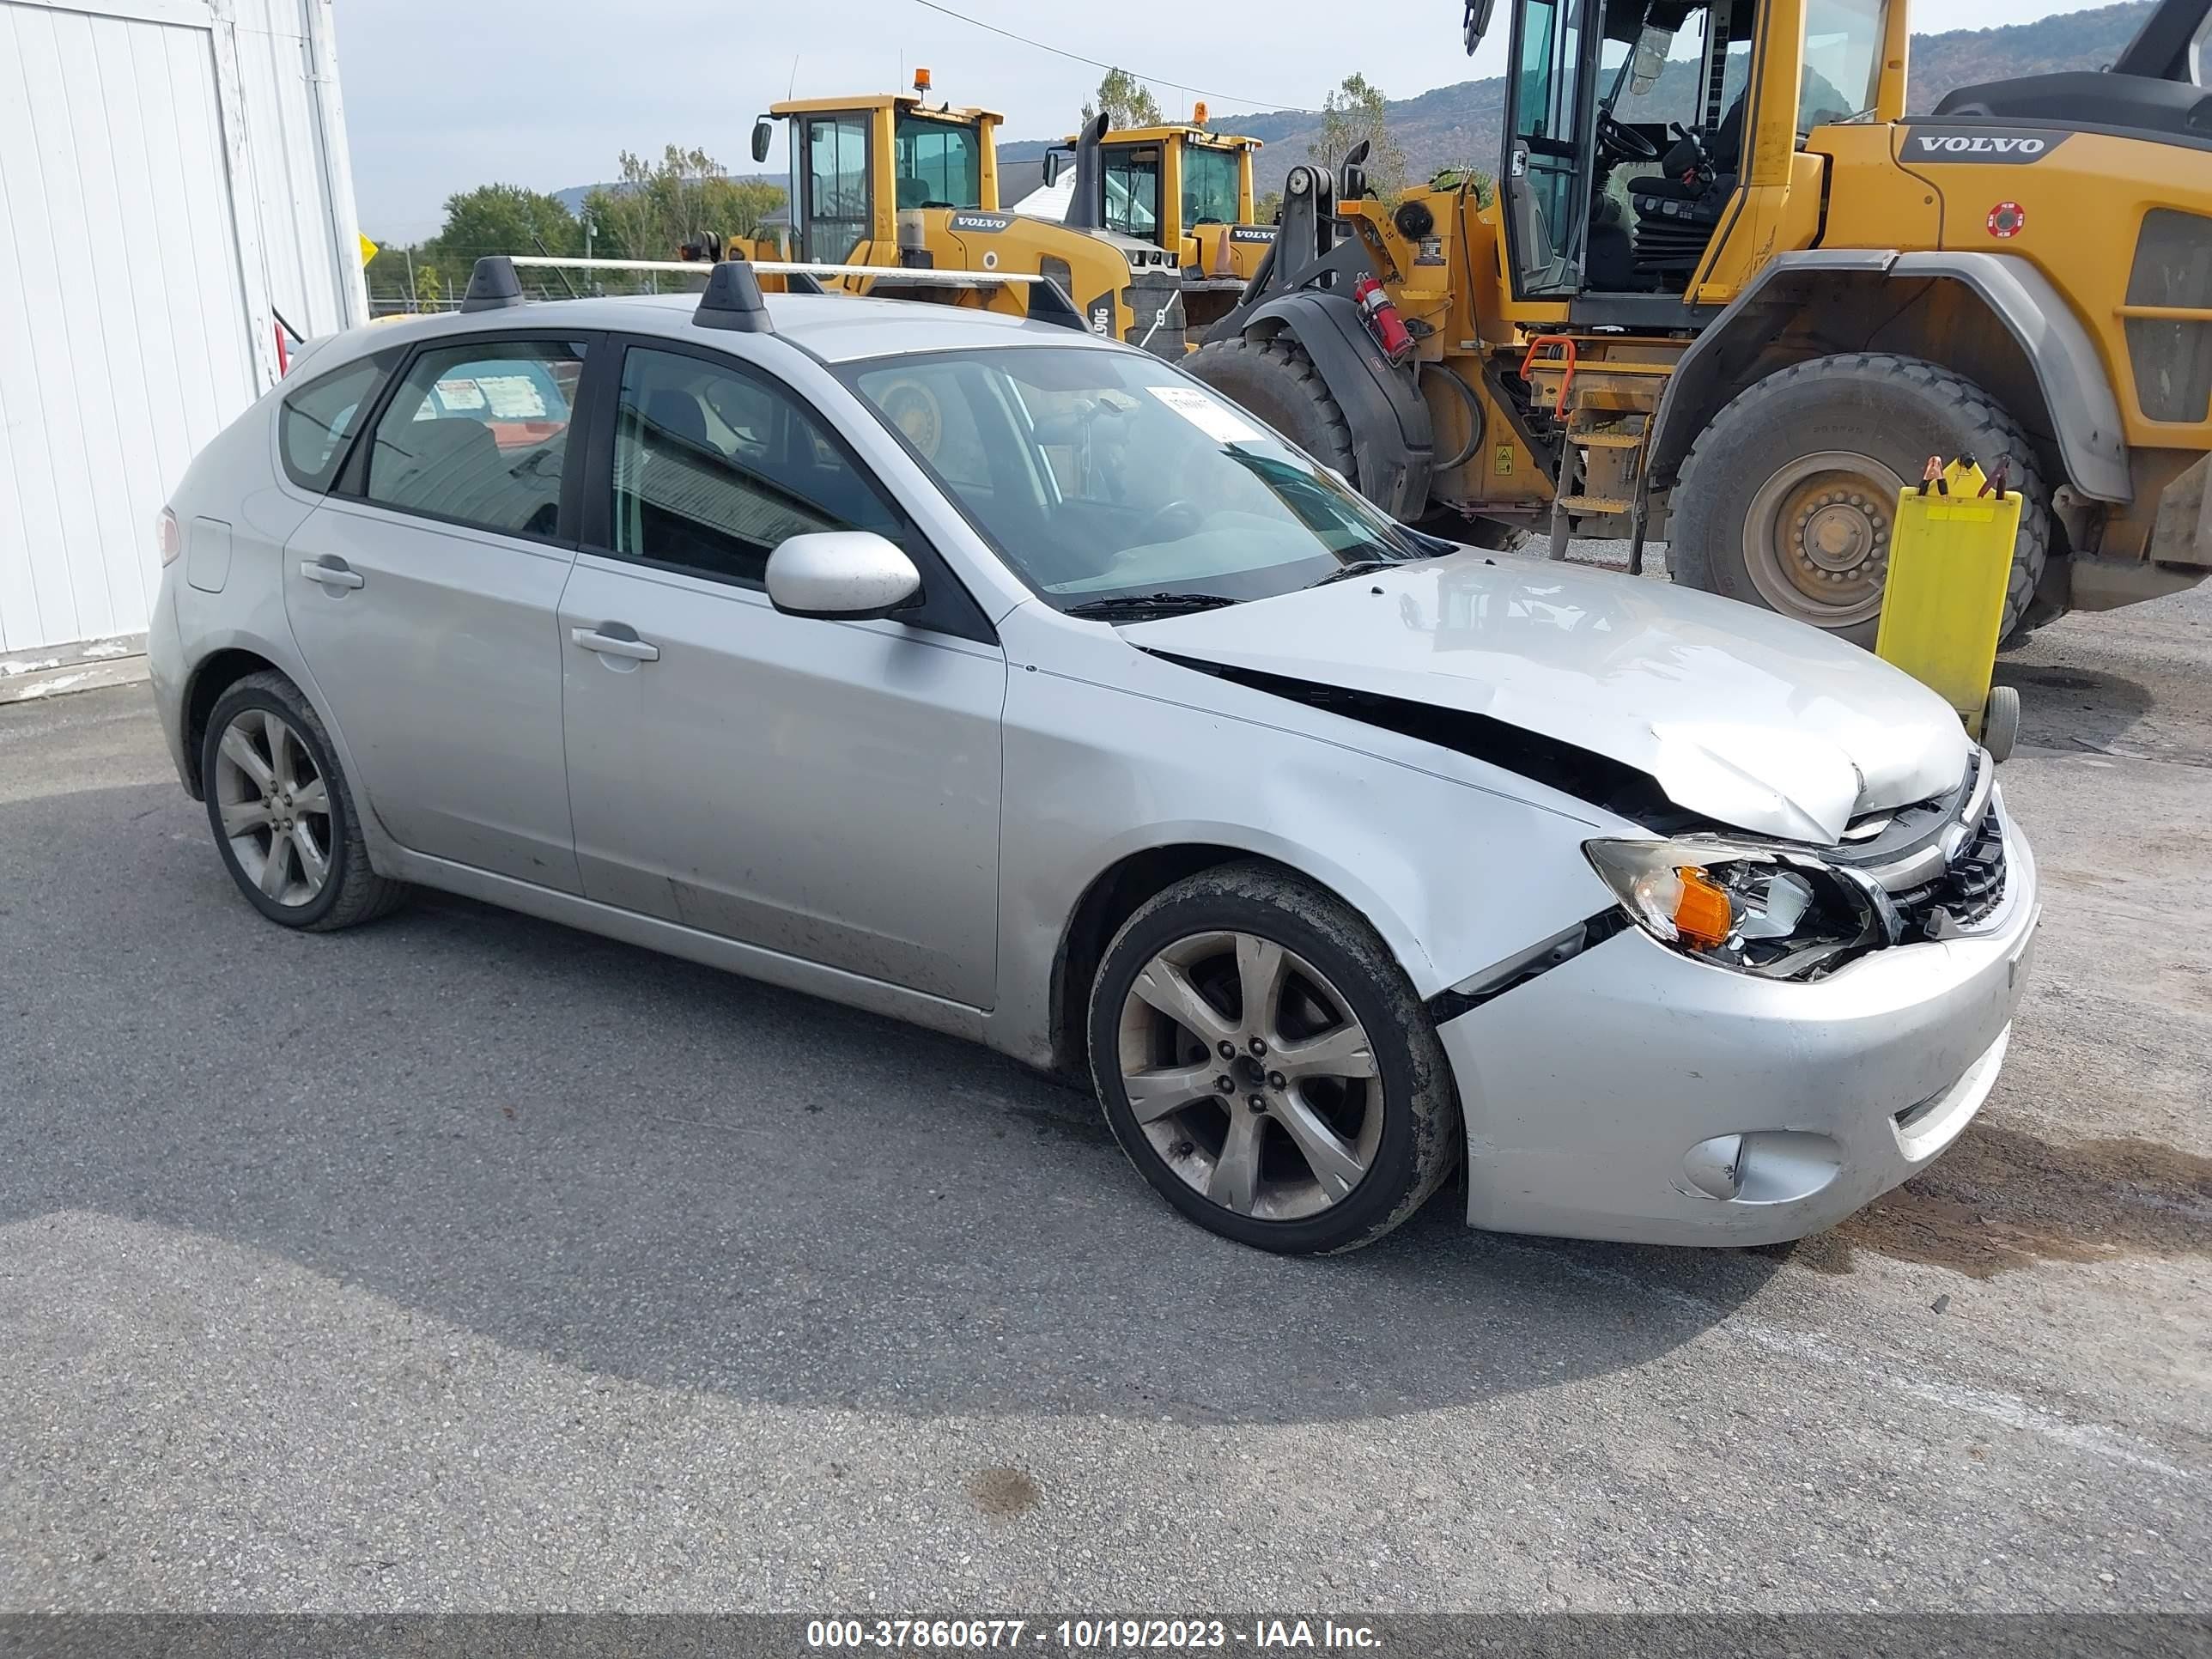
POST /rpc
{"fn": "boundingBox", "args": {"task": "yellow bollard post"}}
[1873,456,2023,762]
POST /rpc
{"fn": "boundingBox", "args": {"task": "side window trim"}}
[342,329,606,548]
[587,332,996,645]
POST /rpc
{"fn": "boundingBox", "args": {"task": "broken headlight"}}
[1583,838,1895,981]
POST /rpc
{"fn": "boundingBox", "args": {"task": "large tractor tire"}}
[1185,335,1358,477]
[1670,353,2050,649]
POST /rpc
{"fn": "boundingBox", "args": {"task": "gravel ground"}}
[0,568,2206,1615]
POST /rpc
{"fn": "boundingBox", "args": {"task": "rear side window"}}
[362,338,588,539]
[278,358,384,491]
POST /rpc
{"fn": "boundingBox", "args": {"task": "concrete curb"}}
[0,634,151,706]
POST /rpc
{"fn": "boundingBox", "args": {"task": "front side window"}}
[609,345,902,587]
[1801,0,1887,131]
[1182,144,1239,227]
[842,346,1420,610]
[279,356,384,491]
[362,338,585,538]
[803,113,872,263]
[1103,145,1161,240]
[893,113,981,210]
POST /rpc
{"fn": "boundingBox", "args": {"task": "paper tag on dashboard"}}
[1146,385,1266,446]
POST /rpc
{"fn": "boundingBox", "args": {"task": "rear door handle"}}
[300,557,364,590]
[571,625,660,663]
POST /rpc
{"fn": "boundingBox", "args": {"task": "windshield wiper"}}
[1063,591,1240,618]
[1306,559,1403,588]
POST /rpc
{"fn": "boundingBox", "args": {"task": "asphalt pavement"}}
[0,574,2206,1614]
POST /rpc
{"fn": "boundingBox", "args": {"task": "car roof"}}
[312,289,1127,374]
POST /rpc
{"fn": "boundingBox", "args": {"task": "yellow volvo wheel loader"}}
[1042,111,1279,338]
[1188,0,2212,641]
[743,76,1189,356]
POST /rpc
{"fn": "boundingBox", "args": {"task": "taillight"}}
[157,507,182,566]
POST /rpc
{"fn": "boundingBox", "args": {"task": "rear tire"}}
[1088,862,1461,1255]
[1671,353,2050,648]
[201,671,405,932]
[1185,335,1358,477]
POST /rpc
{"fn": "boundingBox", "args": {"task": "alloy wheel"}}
[211,708,333,908]
[1115,930,1382,1222]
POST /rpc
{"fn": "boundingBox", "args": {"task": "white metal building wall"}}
[0,0,364,656]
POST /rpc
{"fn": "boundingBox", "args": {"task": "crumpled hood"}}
[1119,550,1971,843]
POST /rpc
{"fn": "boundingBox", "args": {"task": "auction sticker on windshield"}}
[1148,385,1266,447]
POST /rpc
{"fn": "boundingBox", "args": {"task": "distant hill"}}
[995,0,2154,195]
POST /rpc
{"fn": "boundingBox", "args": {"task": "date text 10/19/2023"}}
[805,1619,1383,1650]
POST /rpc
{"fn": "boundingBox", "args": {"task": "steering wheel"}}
[1135,499,1206,544]
[1597,112,1659,164]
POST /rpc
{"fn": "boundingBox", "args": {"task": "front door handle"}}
[300,557,364,590]
[571,624,660,663]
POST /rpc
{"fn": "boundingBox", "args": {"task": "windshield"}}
[893,113,982,209]
[1802,0,1887,131]
[1182,143,1239,226]
[840,347,1421,610]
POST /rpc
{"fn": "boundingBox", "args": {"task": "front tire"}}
[201,671,404,931]
[1670,353,2051,648]
[1185,335,1358,477]
[1087,863,1460,1255]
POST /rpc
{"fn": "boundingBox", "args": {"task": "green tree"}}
[1083,68,1163,129]
[428,184,582,262]
[586,145,787,285]
[1310,73,1407,203]
[1255,189,1283,224]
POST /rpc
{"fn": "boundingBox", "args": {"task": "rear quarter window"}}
[278,357,386,491]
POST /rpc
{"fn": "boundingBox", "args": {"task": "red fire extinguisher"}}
[1351,275,1413,367]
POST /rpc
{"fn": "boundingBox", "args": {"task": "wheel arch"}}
[179,647,286,799]
[1044,838,1438,1085]
[1231,292,1435,519]
[1650,251,2132,511]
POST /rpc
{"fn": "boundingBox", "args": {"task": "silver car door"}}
[558,336,1006,1006]
[284,333,594,893]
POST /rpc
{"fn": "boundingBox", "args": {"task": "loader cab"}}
[758,86,1002,267]
[1492,0,1895,308]
[1051,121,1268,277]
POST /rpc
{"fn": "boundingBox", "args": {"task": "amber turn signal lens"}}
[1671,866,1735,949]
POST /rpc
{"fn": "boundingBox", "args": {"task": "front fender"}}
[1242,291,1436,519]
[1650,249,2132,504]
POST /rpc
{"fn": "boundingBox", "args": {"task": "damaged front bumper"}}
[1434,796,2040,1247]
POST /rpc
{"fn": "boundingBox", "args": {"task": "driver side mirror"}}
[750,118,774,165]
[1462,0,1498,54]
[1042,148,1063,188]
[765,532,923,621]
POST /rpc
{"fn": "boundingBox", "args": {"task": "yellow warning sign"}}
[359,234,380,265]
[1493,443,1515,477]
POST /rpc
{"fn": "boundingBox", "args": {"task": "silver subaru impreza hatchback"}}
[148,264,2039,1255]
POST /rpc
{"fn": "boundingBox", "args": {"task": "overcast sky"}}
[339,0,2117,242]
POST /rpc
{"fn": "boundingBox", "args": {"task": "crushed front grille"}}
[1891,804,2008,939]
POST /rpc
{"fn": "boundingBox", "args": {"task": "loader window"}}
[894,113,982,210]
[1504,0,1589,294]
[801,113,872,264]
[1801,0,1887,131]
[1182,145,1239,226]
[1103,146,1162,240]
